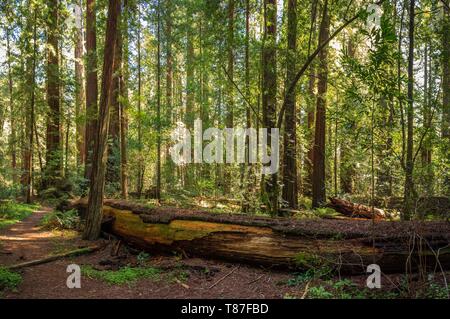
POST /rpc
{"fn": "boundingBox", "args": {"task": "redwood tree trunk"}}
[312,0,330,208]
[6,23,17,184]
[262,0,279,215]
[403,0,416,220]
[85,0,99,181]
[83,0,121,240]
[120,0,129,199]
[442,1,450,195]
[45,0,62,187]
[156,0,162,201]
[74,1,86,168]
[282,0,298,209]
[304,0,318,196]
[22,8,37,203]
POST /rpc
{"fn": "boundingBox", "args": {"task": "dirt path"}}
[0,208,77,264]
[0,207,303,299]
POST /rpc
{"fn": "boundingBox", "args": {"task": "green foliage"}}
[40,209,80,230]
[0,201,38,229]
[307,286,334,299]
[287,267,334,287]
[0,267,22,292]
[81,265,160,286]
[136,251,151,266]
[0,184,23,200]
[312,207,339,219]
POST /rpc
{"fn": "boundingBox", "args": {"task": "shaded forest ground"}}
[0,203,449,299]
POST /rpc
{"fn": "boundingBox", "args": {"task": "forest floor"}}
[0,206,449,299]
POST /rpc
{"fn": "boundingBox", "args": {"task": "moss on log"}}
[71,199,450,274]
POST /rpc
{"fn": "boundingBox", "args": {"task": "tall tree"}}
[164,0,174,187]
[403,0,416,220]
[5,4,17,184]
[83,0,121,240]
[22,7,38,203]
[136,4,144,196]
[304,0,318,196]
[443,1,450,139]
[120,0,129,199]
[106,22,122,187]
[261,0,278,215]
[85,0,99,181]
[155,0,162,201]
[224,0,234,192]
[45,0,62,186]
[281,0,298,209]
[312,0,330,208]
[74,1,85,168]
[442,0,450,195]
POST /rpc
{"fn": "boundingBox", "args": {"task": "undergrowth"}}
[40,209,80,230]
[0,267,22,293]
[0,201,39,229]
[81,265,160,286]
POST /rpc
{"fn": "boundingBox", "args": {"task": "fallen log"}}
[328,197,386,220]
[71,199,450,274]
[7,245,105,270]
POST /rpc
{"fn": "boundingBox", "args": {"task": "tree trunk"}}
[22,8,37,203]
[164,0,174,188]
[74,1,86,169]
[262,0,279,215]
[136,5,143,197]
[106,26,122,188]
[6,25,17,184]
[184,23,195,188]
[340,37,356,195]
[72,199,450,274]
[223,0,235,193]
[85,0,99,181]
[45,0,62,187]
[403,0,416,220]
[442,1,450,195]
[155,0,162,201]
[120,0,129,199]
[282,0,298,209]
[312,0,330,208]
[83,0,121,240]
[328,197,385,220]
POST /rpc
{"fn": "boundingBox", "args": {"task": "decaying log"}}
[328,197,386,220]
[71,199,450,274]
[7,245,105,270]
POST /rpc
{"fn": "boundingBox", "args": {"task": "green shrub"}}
[40,209,80,230]
[308,286,334,299]
[82,265,160,286]
[0,202,38,229]
[0,267,22,292]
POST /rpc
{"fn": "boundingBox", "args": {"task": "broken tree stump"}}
[328,197,386,220]
[70,198,450,275]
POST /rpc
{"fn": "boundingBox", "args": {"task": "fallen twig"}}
[301,280,312,299]
[247,274,264,285]
[209,266,239,289]
[7,245,105,270]
[175,278,190,289]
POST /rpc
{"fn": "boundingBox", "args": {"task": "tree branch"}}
[276,0,385,129]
